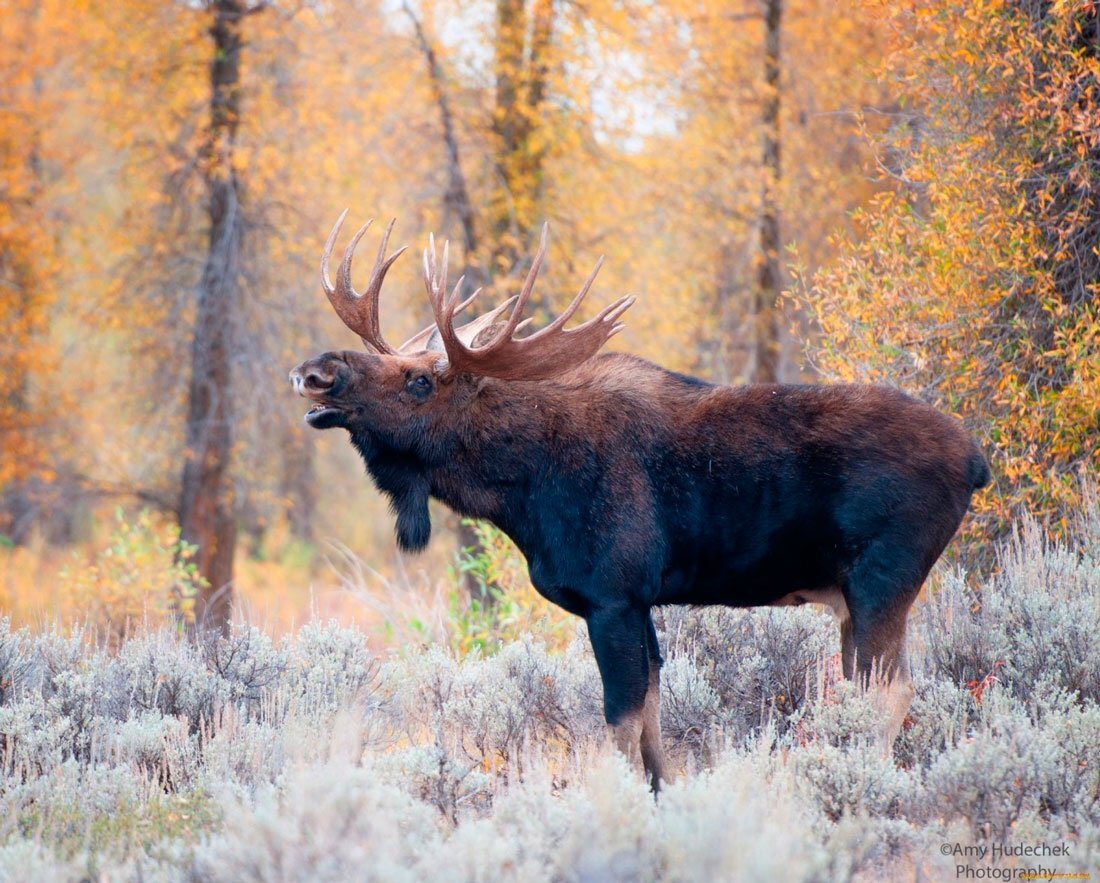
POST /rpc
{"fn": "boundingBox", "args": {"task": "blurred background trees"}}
[0,0,1095,628]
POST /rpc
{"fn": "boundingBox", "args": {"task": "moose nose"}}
[290,365,336,393]
[304,371,334,390]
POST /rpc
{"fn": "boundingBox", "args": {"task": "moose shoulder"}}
[291,214,990,794]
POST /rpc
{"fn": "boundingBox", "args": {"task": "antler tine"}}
[405,234,485,354]
[397,282,487,354]
[562,293,636,339]
[441,240,450,302]
[321,211,407,355]
[320,208,349,297]
[521,255,605,341]
[336,218,399,355]
[366,229,408,348]
[452,286,481,317]
[446,273,466,316]
[429,224,635,381]
[337,219,373,300]
[366,219,408,298]
[422,233,448,310]
[488,222,549,347]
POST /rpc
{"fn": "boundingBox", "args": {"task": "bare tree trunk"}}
[490,0,525,279]
[753,0,783,383]
[180,0,251,633]
[526,0,552,214]
[0,4,67,546]
[711,240,740,384]
[405,2,518,602]
[489,0,553,313]
[0,253,37,545]
[402,2,482,292]
[280,421,315,544]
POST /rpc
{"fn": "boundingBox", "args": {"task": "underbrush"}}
[0,510,1096,881]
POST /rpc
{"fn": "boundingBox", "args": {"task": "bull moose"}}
[290,213,990,793]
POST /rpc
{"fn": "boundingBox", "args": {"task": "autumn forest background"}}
[1,0,1097,640]
[1,0,1099,879]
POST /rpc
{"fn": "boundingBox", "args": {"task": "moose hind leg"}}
[880,651,916,752]
[586,605,656,788]
[842,539,923,754]
[843,617,915,753]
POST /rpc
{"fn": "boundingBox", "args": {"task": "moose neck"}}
[428,379,560,531]
[350,378,564,554]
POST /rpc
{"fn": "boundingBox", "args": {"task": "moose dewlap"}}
[290,213,990,794]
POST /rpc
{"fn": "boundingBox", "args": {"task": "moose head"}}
[291,212,634,444]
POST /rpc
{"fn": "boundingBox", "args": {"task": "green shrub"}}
[58,510,204,649]
[447,520,575,657]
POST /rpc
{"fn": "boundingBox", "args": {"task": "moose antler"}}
[320,210,408,355]
[420,224,635,381]
[319,213,634,375]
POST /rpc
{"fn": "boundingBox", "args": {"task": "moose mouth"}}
[304,402,345,428]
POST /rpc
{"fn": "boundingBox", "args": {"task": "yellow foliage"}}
[0,0,67,492]
[802,1,1100,543]
[58,510,202,649]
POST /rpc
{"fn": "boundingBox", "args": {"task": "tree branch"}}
[400,1,480,272]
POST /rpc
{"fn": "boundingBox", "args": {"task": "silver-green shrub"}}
[0,507,1094,880]
[917,516,1100,702]
[658,603,836,746]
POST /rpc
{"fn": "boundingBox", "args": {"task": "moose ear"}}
[424,327,446,353]
[471,322,506,347]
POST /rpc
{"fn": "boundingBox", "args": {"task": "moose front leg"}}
[586,604,665,793]
[641,613,668,791]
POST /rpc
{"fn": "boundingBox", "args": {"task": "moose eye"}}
[406,374,433,398]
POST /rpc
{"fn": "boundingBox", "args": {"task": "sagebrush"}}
[0,511,1096,881]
